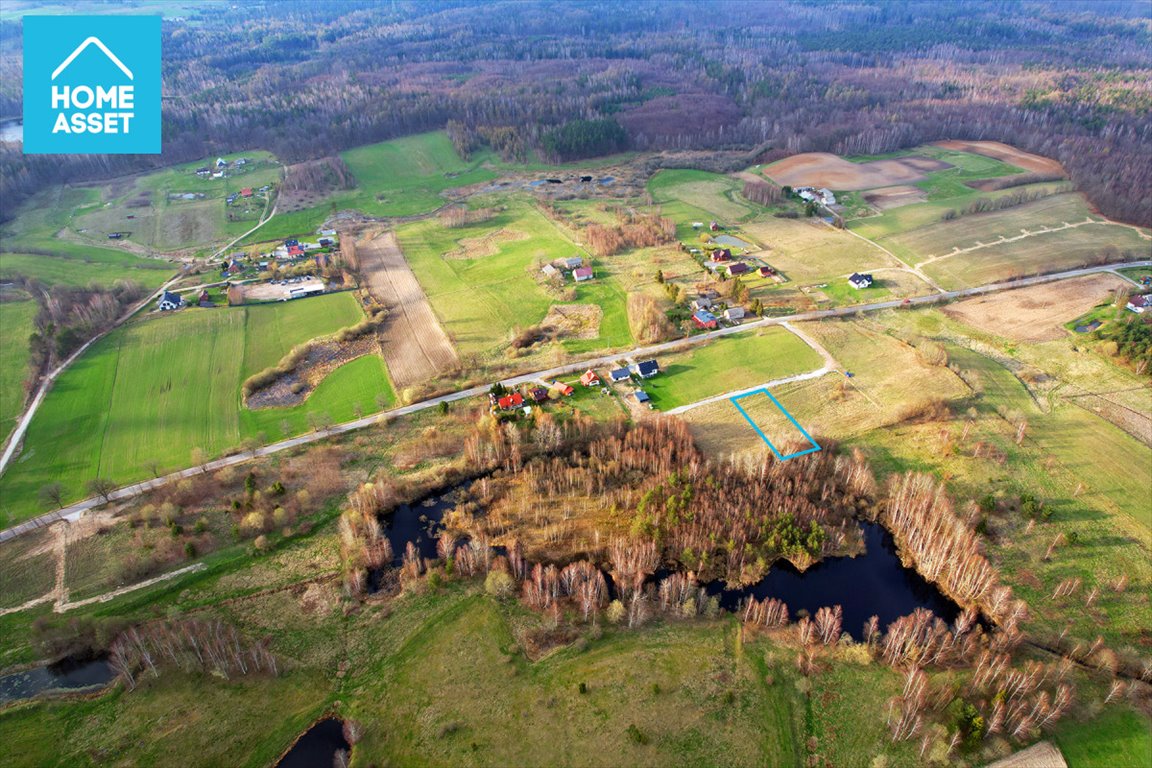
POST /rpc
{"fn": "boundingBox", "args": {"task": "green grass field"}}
[0,297,38,443]
[1054,707,1152,768]
[648,169,758,239]
[398,198,633,358]
[641,327,823,411]
[740,216,900,284]
[0,293,385,526]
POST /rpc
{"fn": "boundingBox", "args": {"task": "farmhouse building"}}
[157,290,185,311]
[1127,294,1152,313]
[819,188,836,205]
[724,306,745,321]
[631,360,660,378]
[727,262,750,276]
[197,290,213,308]
[849,272,874,289]
[580,370,601,387]
[692,296,714,311]
[693,310,718,329]
[609,368,631,383]
[498,393,525,410]
[573,266,594,282]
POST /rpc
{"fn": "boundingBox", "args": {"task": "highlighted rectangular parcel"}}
[730,388,820,461]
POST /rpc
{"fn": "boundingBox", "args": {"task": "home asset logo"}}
[23,15,161,154]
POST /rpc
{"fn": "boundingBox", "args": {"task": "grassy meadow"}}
[0,293,393,526]
[648,169,758,239]
[398,198,633,358]
[0,296,38,443]
[639,327,823,411]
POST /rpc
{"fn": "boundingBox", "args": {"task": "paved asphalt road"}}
[1,259,1149,543]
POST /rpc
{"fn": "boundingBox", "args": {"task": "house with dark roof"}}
[157,290,185,311]
[727,262,750,276]
[631,360,660,378]
[758,266,776,278]
[692,296,714,311]
[1127,294,1152,313]
[634,390,651,404]
[580,370,601,387]
[849,272,874,289]
[710,248,732,263]
[529,386,550,403]
[562,256,584,270]
[693,310,718,329]
[573,266,594,282]
[197,290,213,308]
[609,367,631,383]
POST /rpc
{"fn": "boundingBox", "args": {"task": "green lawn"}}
[0,293,378,526]
[641,327,823,411]
[398,198,632,358]
[1054,707,1152,768]
[0,297,38,443]
[0,252,172,289]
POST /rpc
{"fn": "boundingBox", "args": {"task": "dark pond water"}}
[276,718,350,768]
[1074,320,1102,333]
[383,493,451,566]
[705,522,960,640]
[0,656,115,704]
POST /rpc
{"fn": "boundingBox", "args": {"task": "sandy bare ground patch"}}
[445,228,528,260]
[241,278,327,303]
[863,185,927,210]
[765,153,951,191]
[541,303,602,340]
[354,229,459,388]
[932,140,1066,176]
[246,336,380,409]
[942,273,1127,342]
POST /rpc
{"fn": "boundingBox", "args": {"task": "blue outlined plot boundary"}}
[730,388,821,461]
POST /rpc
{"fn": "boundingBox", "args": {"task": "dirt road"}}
[354,229,459,388]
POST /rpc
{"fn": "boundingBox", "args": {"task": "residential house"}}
[691,222,704,229]
[212,172,224,179]
[215,157,227,169]
[197,290,213,308]
[227,258,244,275]
[758,266,776,278]
[287,245,305,258]
[580,370,601,387]
[848,272,874,289]
[709,221,719,231]
[710,248,732,263]
[529,386,550,403]
[693,310,718,330]
[797,188,817,202]
[157,290,185,311]
[552,382,575,397]
[497,393,525,410]
[631,360,660,378]
[634,390,651,404]
[318,238,334,248]
[724,306,746,322]
[573,266,594,282]
[692,296,714,311]
[562,256,583,270]
[609,367,631,383]
[727,262,750,276]
[318,229,337,237]
[818,188,836,205]
[1126,294,1152,313]
[195,167,211,177]
[240,187,253,198]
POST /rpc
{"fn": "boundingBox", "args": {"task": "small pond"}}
[276,718,350,768]
[706,521,960,639]
[598,176,615,184]
[383,493,451,565]
[712,234,754,250]
[0,656,115,704]
[1074,320,1102,333]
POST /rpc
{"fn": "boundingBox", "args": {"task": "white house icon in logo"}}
[52,36,134,80]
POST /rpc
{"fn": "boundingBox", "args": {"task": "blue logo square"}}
[22,15,161,154]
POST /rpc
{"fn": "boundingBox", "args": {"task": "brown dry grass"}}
[355,228,460,388]
[942,274,1127,343]
[986,741,1068,768]
[765,153,951,190]
[933,140,1066,176]
[444,228,528,260]
[863,185,927,210]
[540,303,602,340]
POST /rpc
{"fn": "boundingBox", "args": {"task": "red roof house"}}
[710,248,732,262]
[573,266,594,282]
[287,245,305,257]
[552,382,575,396]
[580,370,601,387]
[727,262,750,276]
[759,266,776,277]
[240,188,253,198]
[497,392,525,409]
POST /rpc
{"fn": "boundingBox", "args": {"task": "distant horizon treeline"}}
[0,1,1150,226]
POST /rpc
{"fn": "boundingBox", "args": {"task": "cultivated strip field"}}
[355,229,460,388]
[941,273,1129,342]
[764,152,951,190]
[931,140,1066,176]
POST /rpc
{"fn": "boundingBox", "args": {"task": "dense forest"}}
[1,1,1150,225]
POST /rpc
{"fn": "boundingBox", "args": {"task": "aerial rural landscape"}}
[0,2,1150,767]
